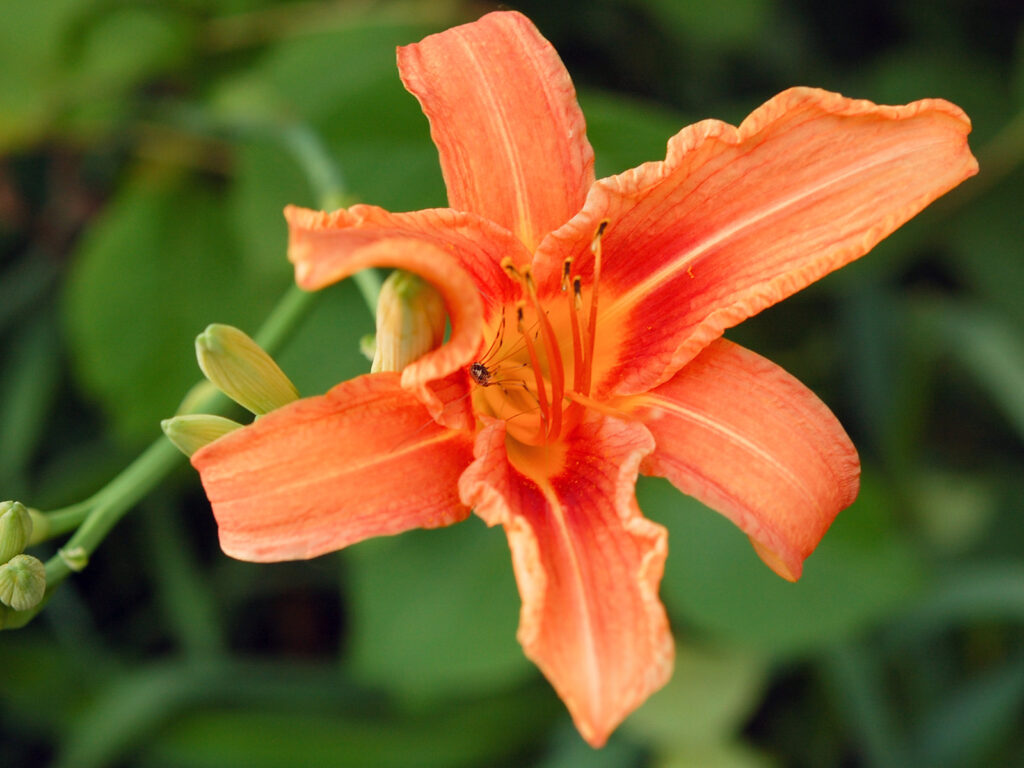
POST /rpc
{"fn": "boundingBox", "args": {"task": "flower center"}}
[469,221,608,446]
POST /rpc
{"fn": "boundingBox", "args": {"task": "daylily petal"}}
[625,338,860,581]
[193,373,474,562]
[536,87,978,396]
[459,415,672,747]
[397,10,595,250]
[285,204,523,318]
[285,231,483,425]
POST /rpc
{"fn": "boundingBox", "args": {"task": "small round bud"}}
[0,501,33,563]
[371,271,446,373]
[359,333,377,363]
[196,324,299,415]
[162,414,243,457]
[0,554,46,611]
[58,547,88,572]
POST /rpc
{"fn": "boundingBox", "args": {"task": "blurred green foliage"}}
[2,0,1023,766]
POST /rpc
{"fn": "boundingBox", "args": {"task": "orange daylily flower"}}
[191,11,977,746]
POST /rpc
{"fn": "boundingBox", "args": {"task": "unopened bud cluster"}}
[0,501,46,614]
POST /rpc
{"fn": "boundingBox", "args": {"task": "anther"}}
[561,258,572,291]
[501,257,522,282]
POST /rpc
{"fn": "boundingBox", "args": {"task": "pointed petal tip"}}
[751,538,801,582]
[462,416,673,748]
[635,339,861,583]
[397,9,594,249]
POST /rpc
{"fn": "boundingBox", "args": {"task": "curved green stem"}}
[278,122,382,312]
[42,281,320,587]
[9,107,373,622]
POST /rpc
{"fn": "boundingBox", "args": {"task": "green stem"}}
[41,272,320,587]
[280,123,349,211]
[45,440,181,584]
[278,123,382,312]
[26,114,362,609]
[29,500,93,544]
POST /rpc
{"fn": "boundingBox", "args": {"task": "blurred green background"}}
[2,0,1023,766]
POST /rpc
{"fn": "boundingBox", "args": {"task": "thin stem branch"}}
[32,115,352,601]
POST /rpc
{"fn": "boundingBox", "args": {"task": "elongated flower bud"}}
[162,414,244,456]
[0,502,32,564]
[0,554,46,611]
[371,270,446,373]
[196,324,299,415]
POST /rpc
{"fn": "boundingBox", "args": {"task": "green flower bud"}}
[371,271,446,373]
[196,324,299,415]
[58,546,88,572]
[359,333,377,363]
[162,414,244,457]
[0,501,32,563]
[0,554,46,611]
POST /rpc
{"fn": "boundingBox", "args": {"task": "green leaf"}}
[64,172,280,444]
[579,89,691,178]
[69,6,193,95]
[534,725,645,768]
[0,311,61,494]
[625,643,766,748]
[914,300,1024,445]
[638,0,770,49]
[893,563,1024,639]
[144,691,556,768]
[209,20,448,210]
[273,280,374,397]
[345,517,532,702]
[908,468,999,554]
[946,173,1024,328]
[910,656,1024,768]
[228,136,313,282]
[0,0,86,148]
[653,741,773,768]
[641,474,922,656]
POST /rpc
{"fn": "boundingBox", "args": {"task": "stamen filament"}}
[565,390,636,422]
[566,276,584,392]
[517,303,550,437]
[580,220,608,396]
[523,269,564,440]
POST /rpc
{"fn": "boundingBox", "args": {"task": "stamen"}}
[516,303,550,436]
[501,257,522,281]
[523,268,564,440]
[580,219,609,396]
[566,276,584,391]
[561,258,572,291]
